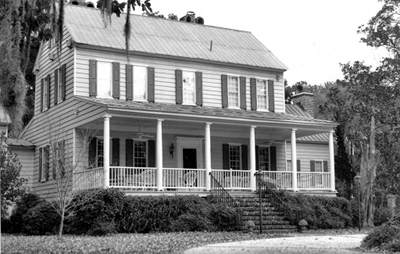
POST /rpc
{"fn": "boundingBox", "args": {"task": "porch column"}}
[205,122,212,191]
[250,125,256,191]
[291,128,298,191]
[329,129,335,192]
[103,114,111,188]
[156,119,164,191]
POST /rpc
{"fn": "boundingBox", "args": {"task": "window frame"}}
[132,139,148,167]
[53,140,65,179]
[96,61,113,99]
[258,145,271,171]
[42,77,50,112]
[313,160,328,172]
[227,75,240,109]
[182,70,196,105]
[40,145,50,182]
[132,65,148,102]
[55,68,63,104]
[256,79,268,111]
[228,143,242,170]
[286,160,292,172]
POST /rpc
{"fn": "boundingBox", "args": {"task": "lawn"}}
[1,232,281,254]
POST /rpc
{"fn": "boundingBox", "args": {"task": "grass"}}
[1,232,281,254]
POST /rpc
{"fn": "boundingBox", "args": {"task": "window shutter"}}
[44,146,50,181]
[126,64,133,100]
[61,64,67,101]
[222,144,229,169]
[112,62,120,99]
[125,139,133,167]
[270,146,277,171]
[40,79,44,112]
[47,75,51,109]
[54,69,58,105]
[323,160,328,172]
[147,67,155,103]
[175,69,183,105]
[268,80,275,112]
[255,145,259,170]
[52,143,57,180]
[60,140,65,177]
[89,60,97,97]
[250,78,257,111]
[112,138,120,166]
[221,75,228,108]
[310,160,315,172]
[88,137,97,168]
[297,159,301,172]
[195,71,203,106]
[240,76,246,110]
[38,148,42,182]
[148,140,155,167]
[241,145,248,170]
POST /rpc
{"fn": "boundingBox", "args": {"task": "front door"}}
[183,148,197,169]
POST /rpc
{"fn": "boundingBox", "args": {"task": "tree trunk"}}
[59,208,65,238]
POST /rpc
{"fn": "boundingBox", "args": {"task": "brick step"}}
[243,220,291,226]
[242,214,287,220]
[241,209,283,215]
[242,224,297,230]
[237,202,275,207]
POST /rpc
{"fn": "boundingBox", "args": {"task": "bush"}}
[170,213,214,232]
[8,193,43,233]
[22,201,59,235]
[209,204,241,231]
[373,207,392,226]
[66,188,125,235]
[362,213,400,251]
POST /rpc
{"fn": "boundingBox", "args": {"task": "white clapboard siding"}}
[286,142,330,172]
[9,148,35,189]
[74,48,285,112]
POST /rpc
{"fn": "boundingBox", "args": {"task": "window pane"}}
[97,62,112,98]
[229,145,241,170]
[134,141,147,167]
[228,76,239,108]
[97,139,104,167]
[257,80,267,110]
[57,69,62,102]
[258,147,270,171]
[183,71,196,105]
[43,79,49,111]
[315,161,323,172]
[133,66,147,101]
[287,160,292,171]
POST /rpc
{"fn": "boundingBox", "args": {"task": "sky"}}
[130,0,387,85]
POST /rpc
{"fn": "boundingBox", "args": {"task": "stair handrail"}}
[255,172,290,213]
[209,172,239,208]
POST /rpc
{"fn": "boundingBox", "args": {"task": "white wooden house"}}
[21,4,337,198]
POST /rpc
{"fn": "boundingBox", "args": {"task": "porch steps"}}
[234,195,297,233]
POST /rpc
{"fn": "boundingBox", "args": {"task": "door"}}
[183,148,197,169]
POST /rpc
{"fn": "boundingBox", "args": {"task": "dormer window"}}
[228,76,239,108]
[133,66,147,101]
[182,71,196,105]
[256,79,268,110]
[97,62,112,99]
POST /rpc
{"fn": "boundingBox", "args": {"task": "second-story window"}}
[182,71,196,105]
[256,79,268,110]
[97,62,112,98]
[133,66,147,101]
[228,76,239,108]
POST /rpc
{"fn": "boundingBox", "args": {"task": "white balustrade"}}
[211,169,251,190]
[297,172,331,190]
[163,168,207,189]
[109,167,157,189]
[258,171,293,189]
[73,167,104,191]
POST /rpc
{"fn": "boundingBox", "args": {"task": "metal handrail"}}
[209,172,238,207]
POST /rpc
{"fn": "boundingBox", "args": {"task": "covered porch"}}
[72,108,336,194]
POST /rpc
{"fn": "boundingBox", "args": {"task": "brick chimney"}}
[291,92,315,117]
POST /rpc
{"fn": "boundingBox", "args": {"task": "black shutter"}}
[255,145,259,170]
[310,160,315,172]
[40,79,44,112]
[240,76,246,110]
[112,62,120,99]
[148,140,155,167]
[323,160,328,172]
[268,80,275,112]
[297,159,301,172]
[241,145,248,170]
[112,138,120,166]
[125,139,133,167]
[54,69,58,105]
[89,60,97,97]
[60,140,65,177]
[44,146,49,181]
[270,146,277,171]
[88,137,97,168]
[47,75,51,109]
[126,64,133,100]
[221,75,228,108]
[196,71,203,106]
[52,143,57,180]
[175,69,182,105]
[38,148,42,182]
[61,63,67,101]
[147,67,155,103]
[222,144,229,169]
[250,78,257,111]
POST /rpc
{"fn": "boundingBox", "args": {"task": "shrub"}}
[362,213,400,251]
[373,207,392,226]
[170,213,214,232]
[66,188,125,235]
[22,201,59,235]
[209,204,241,231]
[8,193,42,233]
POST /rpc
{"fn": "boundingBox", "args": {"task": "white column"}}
[205,122,212,191]
[291,128,298,191]
[250,125,256,191]
[156,119,164,191]
[103,114,111,188]
[329,129,335,192]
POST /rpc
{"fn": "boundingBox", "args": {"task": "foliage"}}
[373,206,392,226]
[22,201,59,235]
[209,204,242,231]
[7,193,42,233]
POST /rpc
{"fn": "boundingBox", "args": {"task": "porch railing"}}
[109,166,157,189]
[211,169,251,190]
[297,172,331,190]
[258,171,293,189]
[73,167,104,191]
[163,168,207,189]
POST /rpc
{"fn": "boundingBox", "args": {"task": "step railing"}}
[209,172,238,207]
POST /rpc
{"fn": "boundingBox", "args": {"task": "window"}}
[40,146,50,182]
[256,79,268,110]
[286,160,292,171]
[97,62,112,98]
[134,140,147,167]
[42,78,50,111]
[133,66,147,101]
[53,141,65,179]
[55,69,62,103]
[229,144,241,170]
[228,76,239,108]
[258,146,270,171]
[315,161,323,172]
[182,71,196,105]
[97,139,104,167]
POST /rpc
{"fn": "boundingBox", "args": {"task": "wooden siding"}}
[9,148,34,189]
[285,142,330,172]
[74,48,285,113]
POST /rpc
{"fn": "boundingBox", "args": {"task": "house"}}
[20,4,337,199]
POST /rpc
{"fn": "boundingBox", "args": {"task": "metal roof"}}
[285,104,313,118]
[64,5,287,71]
[6,138,35,148]
[297,133,329,143]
